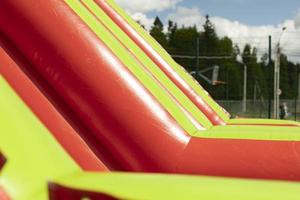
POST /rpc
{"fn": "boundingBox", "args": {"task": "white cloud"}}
[130,12,154,30]
[168,6,206,30]
[295,9,300,28]
[115,0,182,13]
[115,0,182,30]
[167,6,300,62]
[116,1,300,62]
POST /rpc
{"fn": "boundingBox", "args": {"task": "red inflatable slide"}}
[1,0,300,182]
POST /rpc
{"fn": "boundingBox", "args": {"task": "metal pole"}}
[298,71,300,101]
[296,68,300,121]
[196,37,200,72]
[277,46,281,119]
[243,65,247,113]
[268,36,272,119]
[274,44,280,119]
[226,68,229,101]
[254,83,257,103]
[274,28,286,119]
[274,45,277,118]
[295,68,298,121]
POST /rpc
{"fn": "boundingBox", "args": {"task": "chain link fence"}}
[217,100,300,121]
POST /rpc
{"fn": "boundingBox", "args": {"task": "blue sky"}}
[177,0,299,25]
[146,0,300,26]
[116,0,300,27]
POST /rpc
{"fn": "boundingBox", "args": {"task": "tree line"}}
[146,16,300,101]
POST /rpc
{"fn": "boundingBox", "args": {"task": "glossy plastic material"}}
[103,0,300,127]
[1,0,300,181]
[0,46,108,171]
[0,0,190,172]
[94,0,225,126]
[49,172,300,200]
[0,153,8,200]
[79,0,212,130]
[0,75,82,199]
[49,184,117,200]
[0,153,5,171]
[0,187,10,200]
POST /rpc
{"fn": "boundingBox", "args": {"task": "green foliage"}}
[201,15,219,55]
[150,17,168,48]
[147,16,299,100]
[241,44,267,99]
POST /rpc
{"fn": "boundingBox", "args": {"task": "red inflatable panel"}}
[0,186,10,200]
[49,183,117,200]
[94,0,225,126]
[228,123,300,127]
[0,45,108,172]
[0,0,189,172]
[80,1,204,131]
[2,0,300,181]
[178,138,300,180]
[0,152,5,170]
[0,153,9,200]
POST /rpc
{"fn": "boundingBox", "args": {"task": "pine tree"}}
[166,20,178,54]
[202,15,218,55]
[150,17,167,48]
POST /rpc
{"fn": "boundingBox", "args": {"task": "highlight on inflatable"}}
[1,0,300,199]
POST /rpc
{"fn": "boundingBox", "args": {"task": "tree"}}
[150,17,167,48]
[280,54,294,99]
[136,20,145,29]
[242,44,267,99]
[148,15,298,102]
[201,15,218,55]
[167,25,200,71]
[167,20,177,38]
[286,61,299,98]
[166,20,178,54]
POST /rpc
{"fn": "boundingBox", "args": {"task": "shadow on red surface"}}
[0,152,10,200]
[48,183,118,200]
[0,152,6,170]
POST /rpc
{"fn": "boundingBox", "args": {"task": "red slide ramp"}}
[1,0,300,181]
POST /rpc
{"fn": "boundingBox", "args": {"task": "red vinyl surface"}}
[94,0,300,128]
[0,0,189,172]
[80,1,204,131]
[0,152,5,170]
[0,186,10,200]
[178,137,300,180]
[94,0,225,126]
[49,183,117,200]
[0,46,108,172]
[228,123,300,127]
[1,0,300,181]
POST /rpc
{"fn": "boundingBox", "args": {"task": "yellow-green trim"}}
[0,76,80,200]
[196,124,300,141]
[52,172,300,200]
[229,118,300,126]
[66,0,300,141]
[105,0,230,121]
[65,0,199,134]
[82,0,212,130]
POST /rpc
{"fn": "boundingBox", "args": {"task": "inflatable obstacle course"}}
[102,0,300,127]
[1,0,300,199]
[2,67,299,199]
